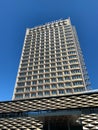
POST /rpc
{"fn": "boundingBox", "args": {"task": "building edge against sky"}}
[12,18,90,100]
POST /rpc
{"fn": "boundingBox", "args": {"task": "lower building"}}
[0,91,98,130]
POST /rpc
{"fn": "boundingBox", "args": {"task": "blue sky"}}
[0,0,98,101]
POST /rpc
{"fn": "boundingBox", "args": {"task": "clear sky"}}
[0,0,98,101]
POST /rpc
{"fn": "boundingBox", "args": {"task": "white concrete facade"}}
[12,18,89,100]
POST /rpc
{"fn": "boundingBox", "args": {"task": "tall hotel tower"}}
[13,18,89,100]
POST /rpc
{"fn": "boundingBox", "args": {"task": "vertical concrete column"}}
[48,120,50,130]
[67,121,70,130]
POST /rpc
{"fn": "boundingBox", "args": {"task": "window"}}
[74,87,85,92]
[70,64,79,68]
[32,81,37,85]
[63,61,68,64]
[45,60,49,63]
[46,45,49,48]
[32,86,36,91]
[40,57,44,60]
[51,55,55,58]
[69,59,78,64]
[51,59,55,62]
[25,87,30,92]
[56,58,61,61]
[39,75,43,78]
[45,91,50,95]
[58,77,63,81]
[35,54,39,57]
[34,66,38,69]
[59,90,65,94]
[38,80,43,84]
[34,62,38,65]
[45,74,50,77]
[26,82,31,85]
[16,88,24,93]
[51,78,56,82]
[40,65,44,68]
[51,63,55,67]
[17,82,25,86]
[67,43,74,47]
[63,66,68,69]
[52,90,57,95]
[64,71,69,74]
[31,93,36,97]
[56,50,60,53]
[46,49,49,52]
[33,71,38,74]
[71,69,81,74]
[21,64,28,67]
[38,92,43,96]
[19,72,26,76]
[62,57,67,60]
[73,81,83,86]
[38,86,43,90]
[45,79,50,83]
[27,76,31,80]
[33,75,37,79]
[23,56,29,59]
[51,51,55,54]
[51,73,56,76]
[45,64,49,67]
[56,54,60,57]
[65,82,71,86]
[15,94,23,99]
[57,62,61,66]
[62,53,66,56]
[57,67,62,70]
[51,68,56,71]
[65,76,70,80]
[58,72,62,76]
[51,84,57,88]
[67,47,75,50]
[62,49,66,52]
[72,75,82,79]
[68,51,76,54]
[45,69,49,72]
[28,72,32,75]
[58,83,64,87]
[25,93,29,98]
[29,63,33,67]
[35,58,38,61]
[66,89,72,93]
[20,68,27,71]
[40,61,44,64]
[18,77,25,81]
[45,85,50,89]
[45,56,49,59]
[69,55,77,59]
[39,70,44,73]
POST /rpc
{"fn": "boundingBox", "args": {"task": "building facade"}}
[1,91,98,130]
[12,18,89,100]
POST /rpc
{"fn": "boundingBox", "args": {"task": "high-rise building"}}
[12,18,89,100]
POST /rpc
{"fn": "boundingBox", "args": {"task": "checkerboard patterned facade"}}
[0,91,98,129]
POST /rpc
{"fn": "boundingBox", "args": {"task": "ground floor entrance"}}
[43,115,83,130]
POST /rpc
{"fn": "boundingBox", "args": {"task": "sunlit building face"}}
[12,18,89,100]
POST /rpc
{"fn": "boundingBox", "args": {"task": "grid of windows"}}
[13,18,89,100]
